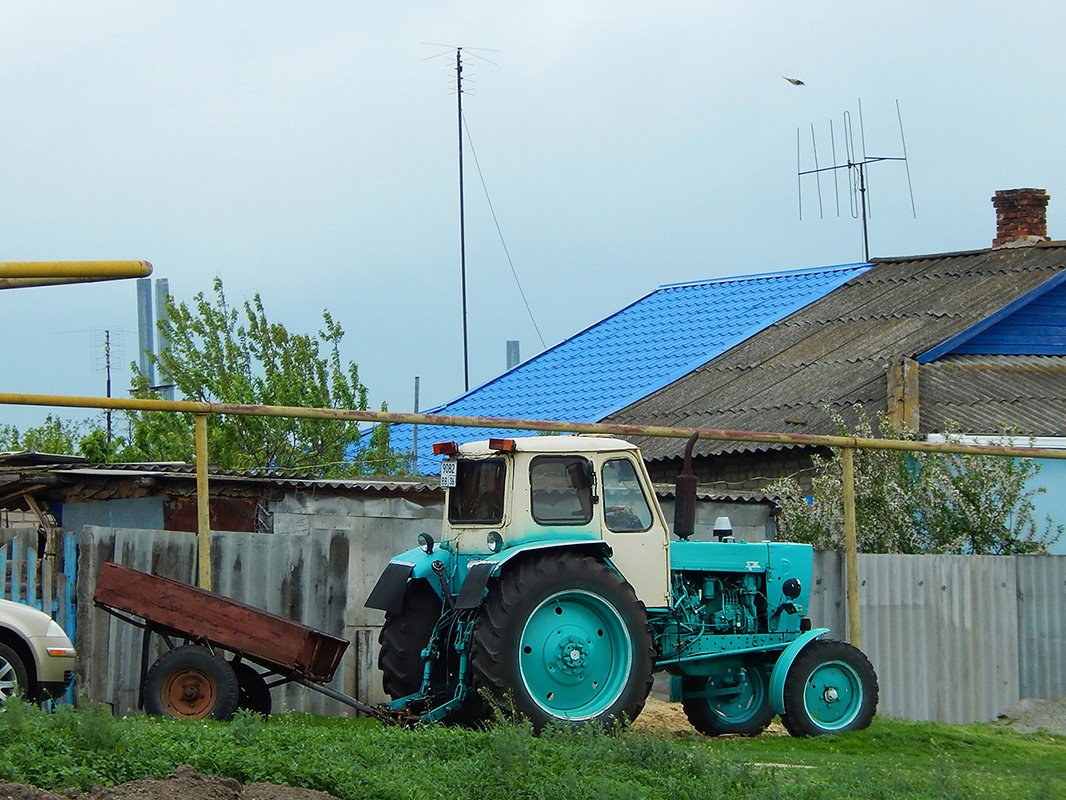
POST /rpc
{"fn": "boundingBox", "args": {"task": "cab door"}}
[598,455,671,608]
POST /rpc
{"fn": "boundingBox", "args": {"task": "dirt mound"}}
[997,696,1066,735]
[0,765,339,800]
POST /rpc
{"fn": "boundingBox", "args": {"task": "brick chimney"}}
[992,188,1049,247]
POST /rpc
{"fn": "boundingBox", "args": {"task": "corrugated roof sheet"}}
[608,243,1066,461]
[389,264,871,473]
[0,458,440,496]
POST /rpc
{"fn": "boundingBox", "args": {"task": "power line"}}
[461,114,547,350]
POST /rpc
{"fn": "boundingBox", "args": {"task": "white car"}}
[0,598,76,702]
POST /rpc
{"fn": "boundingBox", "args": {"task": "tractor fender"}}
[768,628,830,715]
[365,544,463,613]
[454,538,614,610]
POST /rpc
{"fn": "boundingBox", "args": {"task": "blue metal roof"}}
[386,263,872,474]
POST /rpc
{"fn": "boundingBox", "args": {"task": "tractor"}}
[365,434,877,735]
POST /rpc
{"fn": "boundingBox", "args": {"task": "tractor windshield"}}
[448,458,506,524]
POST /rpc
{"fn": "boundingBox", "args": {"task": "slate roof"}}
[388,264,871,473]
[606,242,1066,462]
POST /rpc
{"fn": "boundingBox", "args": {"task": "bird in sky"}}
[783,76,805,86]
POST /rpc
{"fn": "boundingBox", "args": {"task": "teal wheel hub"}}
[518,590,632,720]
[801,659,864,731]
[706,666,767,724]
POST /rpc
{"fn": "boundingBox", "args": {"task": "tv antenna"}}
[424,43,499,392]
[797,99,916,261]
[91,328,126,441]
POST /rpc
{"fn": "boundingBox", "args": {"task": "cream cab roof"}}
[454,434,639,456]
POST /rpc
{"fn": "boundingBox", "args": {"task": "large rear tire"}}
[471,552,654,731]
[378,579,442,700]
[681,661,774,736]
[780,639,878,736]
[143,645,239,720]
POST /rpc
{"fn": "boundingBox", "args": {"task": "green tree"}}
[769,408,1062,555]
[0,415,83,454]
[120,277,409,476]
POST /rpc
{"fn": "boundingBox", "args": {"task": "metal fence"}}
[68,523,1066,724]
[809,551,1066,723]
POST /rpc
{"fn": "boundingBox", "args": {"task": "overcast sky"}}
[3,1,1065,436]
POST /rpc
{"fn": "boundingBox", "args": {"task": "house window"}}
[602,458,654,532]
[448,459,506,524]
[530,455,594,525]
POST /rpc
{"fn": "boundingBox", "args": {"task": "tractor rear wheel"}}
[143,645,239,720]
[780,639,878,736]
[681,661,775,736]
[378,579,442,700]
[470,551,654,731]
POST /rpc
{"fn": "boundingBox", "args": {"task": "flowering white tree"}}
[769,409,1062,554]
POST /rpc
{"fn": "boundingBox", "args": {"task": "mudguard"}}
[768,628,829,714]
[453,539,613,609]
[366,538,613,613]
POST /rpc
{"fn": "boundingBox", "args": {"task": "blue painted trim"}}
[768,628,829,714]
[918,271,1066,363]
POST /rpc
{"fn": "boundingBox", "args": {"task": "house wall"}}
[63,497,164,535]
[646,448,822,494]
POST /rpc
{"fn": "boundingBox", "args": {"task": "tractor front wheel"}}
[143,645,239,720]
[681,662,775,736]
[780,639,878,736]
[471,552,654,731]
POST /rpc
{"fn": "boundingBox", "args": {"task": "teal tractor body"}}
[366,435,877,735]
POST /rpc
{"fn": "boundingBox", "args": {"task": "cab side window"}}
[602,458,653,532]
[530,455,594,525]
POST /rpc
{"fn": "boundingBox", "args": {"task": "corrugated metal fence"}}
[809,552,1066,723]
[73,526,1066,724]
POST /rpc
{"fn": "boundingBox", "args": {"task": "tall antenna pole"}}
[103,330,113,441]
[456,48,470,392]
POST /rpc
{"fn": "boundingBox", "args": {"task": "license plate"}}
[439,459,457,488]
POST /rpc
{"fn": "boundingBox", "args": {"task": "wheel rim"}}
[518,590,632,721]
[0,659,18,702]
[705,666,767,725]
[801,659,864,731]
[160,667,220,718]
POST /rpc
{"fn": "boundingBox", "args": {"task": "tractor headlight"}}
[418,533,435,554]
[486,530,504,553]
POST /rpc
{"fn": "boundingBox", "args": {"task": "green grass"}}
[0,701,1061,800]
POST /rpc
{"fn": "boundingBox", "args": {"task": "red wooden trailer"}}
[93,562,387,720]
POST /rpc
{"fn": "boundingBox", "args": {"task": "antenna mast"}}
[456,47,470,392]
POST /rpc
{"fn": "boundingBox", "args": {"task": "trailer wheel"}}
[780,640,878,736]
[471,552,654,731]
[681,662,774,736]
[143,645,239,720]
[0,643,29,703]
[233,662,272,716]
